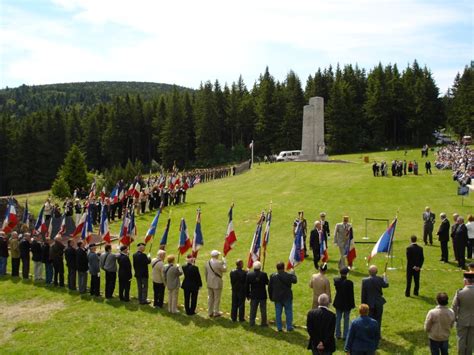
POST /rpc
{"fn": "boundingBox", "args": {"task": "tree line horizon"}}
[0,61,472,196]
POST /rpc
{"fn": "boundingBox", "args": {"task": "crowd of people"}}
[371,159,434,177]
[1,209,474,354]
[435,144,474,189]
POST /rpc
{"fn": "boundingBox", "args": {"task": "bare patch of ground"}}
[0,299,65,344]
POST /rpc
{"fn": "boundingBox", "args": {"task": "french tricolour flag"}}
[145,208,161,244]
[1,199,18,234]
[34,206,48,235]
[287,219,305,270]
[71,211,87,238]
[82,207,93,243]
[192,210,204,258]
[368,218,398,262]
[110,186,119,203]
[100,204,110,243]
[223,205,237,256]
[159,218,171,250]
[319,229,329,263]
[346,226,356,267]
[247,213,265,269]
[178,218,192,255]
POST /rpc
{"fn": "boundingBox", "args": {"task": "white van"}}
[276,150,301,162]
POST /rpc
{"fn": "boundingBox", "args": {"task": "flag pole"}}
[148,202,164,254]
[384,213,398,273]
[262,201,272,271]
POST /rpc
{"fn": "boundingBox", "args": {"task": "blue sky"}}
[0,0,472,94]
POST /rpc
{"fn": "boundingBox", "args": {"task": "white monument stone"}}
[299,96,328,161]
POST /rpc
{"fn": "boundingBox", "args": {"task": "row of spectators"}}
[435,144,474,187]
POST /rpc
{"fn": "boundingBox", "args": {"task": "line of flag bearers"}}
[2,198,474,355]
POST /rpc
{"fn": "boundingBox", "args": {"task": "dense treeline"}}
[0,61,472,196]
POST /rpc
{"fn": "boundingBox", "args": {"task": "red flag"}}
[223,205,237,256]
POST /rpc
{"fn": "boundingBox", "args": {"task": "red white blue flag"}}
[100,204,110,243]
[178,218,192,255]
[160,218,171,250]
[145,207,161,244]
[368,218,397,262]
[192,210,204,258]
[287,219,305,270]
[223,205,237,256]
[247,213,265,268]
[1,199,18,234]
[34,205,48,235]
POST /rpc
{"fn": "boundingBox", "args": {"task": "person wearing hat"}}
[88,243,100,296]
[334,216,351,269]
[163,254,183,313]
[245,260,269,326]
[204,250,227,317]
[76,240,88,293]
[306,293,336,354]
[117,245,132,302]
[309,263,331,309]
[181,254,202,315]
[320,212,330,241]
[151,249,166,308]
[230,259,247,322]
[333,267,355,340]
[452,271,474,354]
[424,292,455,355]
[133,242,151,304]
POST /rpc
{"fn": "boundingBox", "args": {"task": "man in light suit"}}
[452,272,474,355]
[204,250,227,317]
[361,265,389,332]
[334,216,351,269]
[405,235,424,297]
[422,206,436,245]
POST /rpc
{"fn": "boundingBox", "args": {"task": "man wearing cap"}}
[268,261,298,332]
[361,265,389,332]
[181,254,202,315]
[309,263,331,309]
[405,235,424,297]
[320,212,330,241]
[306,293,336,354]
[76,241,88,293]
[333,267,355,340]
[334,216,351,269]
[246,260,269,326]
[118,245,132,302]
[133,242,151,304]
[100,244,119,299]
[230,259,247,322]
[88,243,100,296]
[452,272,474,354]
[64,239,77,290]
[204,250,227,317]
[151,249,166,308]
[437,212,450,263]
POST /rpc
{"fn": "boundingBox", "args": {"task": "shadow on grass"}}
[394,328,429,354]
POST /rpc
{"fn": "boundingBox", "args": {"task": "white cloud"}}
[1,0,471,92]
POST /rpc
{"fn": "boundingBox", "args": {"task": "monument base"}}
[297,154,329,162]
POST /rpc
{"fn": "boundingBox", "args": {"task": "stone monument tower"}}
[299,96,328,161]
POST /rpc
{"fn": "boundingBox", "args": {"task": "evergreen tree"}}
[60,144,88,192]
[447,66,474,137]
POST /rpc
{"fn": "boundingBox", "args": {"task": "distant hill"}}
[0,81,191,118]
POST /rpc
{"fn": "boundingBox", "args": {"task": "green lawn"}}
[1,148,472,354]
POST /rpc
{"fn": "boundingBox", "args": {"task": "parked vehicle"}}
[276,150,301,162]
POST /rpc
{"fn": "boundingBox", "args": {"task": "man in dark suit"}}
[405,235,424,297]
[437,213,450,262]
[306,293,336,354]
[133,242,151,304]
[117,245,132,302]
[64,239,77,290]
[320,212,330,241]
[333,267,355,340]
[19,233,31,279]
[230,259,247,322]
[451,213,459,262]
[76,241,88,293]
[361,265,389,332]
[181,254,202,315]
[309,221,322,270]
[423,206,436,245]
[454,217,468,269]
[246,260,269,326]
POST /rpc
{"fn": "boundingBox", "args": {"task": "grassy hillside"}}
[1,148,472,354]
